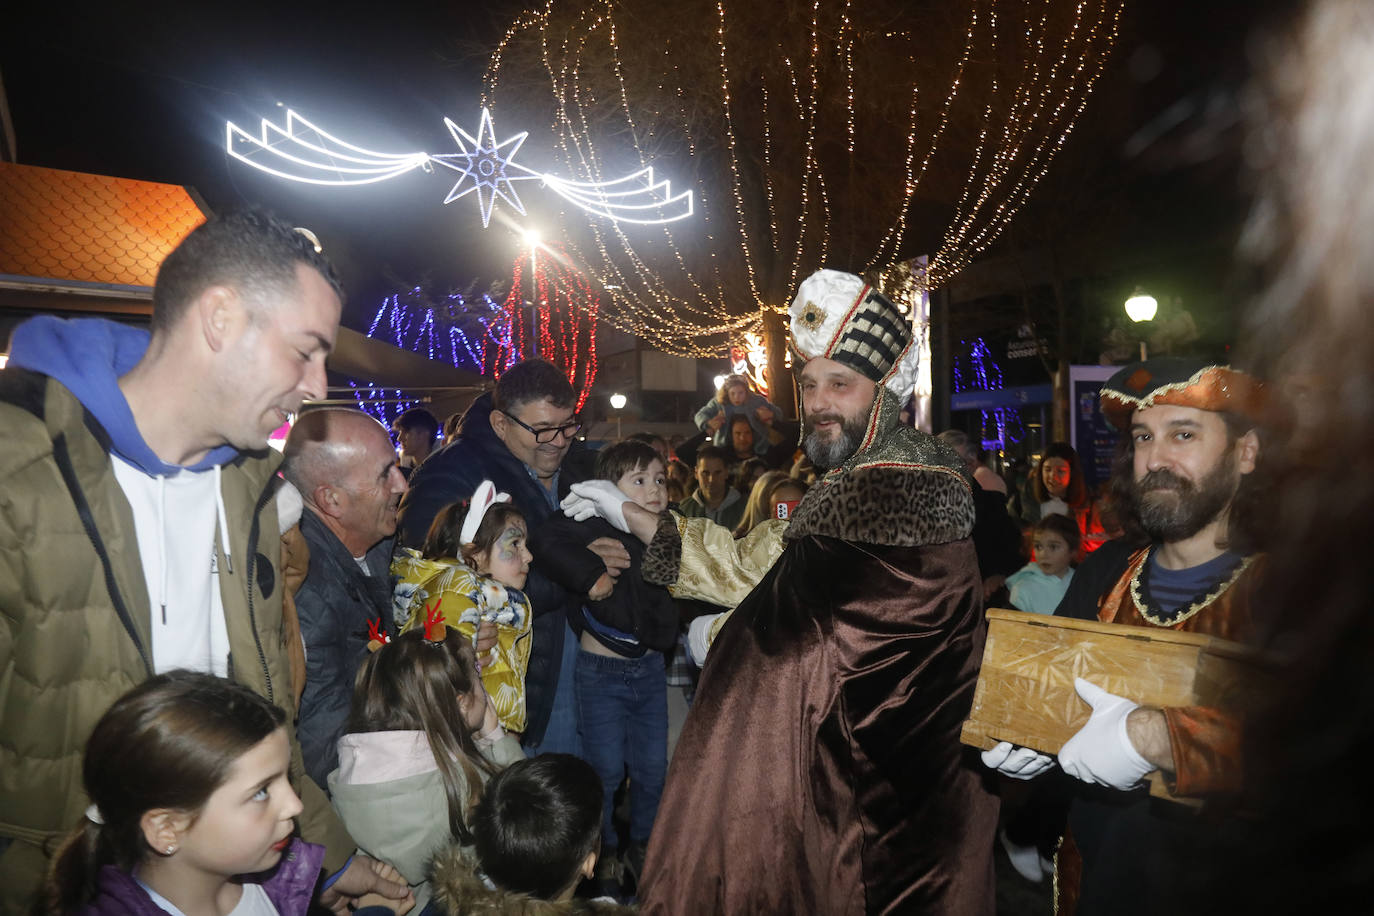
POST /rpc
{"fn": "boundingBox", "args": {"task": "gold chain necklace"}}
[1129,548,1257,628]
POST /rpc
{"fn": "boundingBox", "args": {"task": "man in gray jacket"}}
[282,408,408,788]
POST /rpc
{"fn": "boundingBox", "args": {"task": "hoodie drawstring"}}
[158,475,167,624]
[214,465,233,576]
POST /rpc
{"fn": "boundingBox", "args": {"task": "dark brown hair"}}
[422,500,527,570]
[151,209,341,334]
[40,672,285,914]
[1032,511,1082,557]
[595,439,662,484]
[348,629,497,845]
[1030,442,1089,508]
[472,754,603,900]
[492,359,575,413]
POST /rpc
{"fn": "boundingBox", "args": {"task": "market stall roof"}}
[0,161,206,294]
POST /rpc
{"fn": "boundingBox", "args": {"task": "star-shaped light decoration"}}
[430,109,542,227]
[225,107,694,228]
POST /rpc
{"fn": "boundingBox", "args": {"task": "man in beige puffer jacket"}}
[0,211,405,914]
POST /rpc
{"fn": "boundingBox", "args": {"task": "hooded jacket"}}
[427,844,635,916]
[0,317,353,910]
[328,730,525,913]
[394,393,596,746]
[80,839,326,916]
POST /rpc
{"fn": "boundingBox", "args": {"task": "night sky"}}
[2,0,530,328]
[1,0,1299,341]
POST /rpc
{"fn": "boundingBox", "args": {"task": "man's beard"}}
[1131,452,1239,542]
[803,410,869,468]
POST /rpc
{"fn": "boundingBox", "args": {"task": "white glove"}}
[561,481,631,532]
[1057,677,1154,790]
[687,612,725,667]
[980,741,1056,780]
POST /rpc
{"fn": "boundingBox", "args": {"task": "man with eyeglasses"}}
[396,359,629,758]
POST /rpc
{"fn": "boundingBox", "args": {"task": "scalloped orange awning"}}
[0,162,206,289]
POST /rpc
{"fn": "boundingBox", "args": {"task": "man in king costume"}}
[563,269,998,914]
[984,356,1269,915]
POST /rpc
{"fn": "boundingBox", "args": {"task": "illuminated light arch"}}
[226,107,693,228]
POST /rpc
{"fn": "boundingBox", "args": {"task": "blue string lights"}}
[352,240,601,425]
[952,337,1026,450]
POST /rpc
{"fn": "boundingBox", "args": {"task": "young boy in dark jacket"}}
[530,440,676,896]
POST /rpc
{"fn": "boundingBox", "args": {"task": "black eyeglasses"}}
[500,410,582,444]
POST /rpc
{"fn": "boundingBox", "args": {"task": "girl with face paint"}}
[390,490,535,738]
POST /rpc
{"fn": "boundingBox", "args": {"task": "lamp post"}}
[523,228,541,358]
[609,393,627,439]
[1124,289,1158,360]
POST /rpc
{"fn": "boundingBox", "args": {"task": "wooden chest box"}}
[961,608,1270,798]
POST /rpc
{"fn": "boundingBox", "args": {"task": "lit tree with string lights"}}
[360,237,601,425]
[484,0,1123,412]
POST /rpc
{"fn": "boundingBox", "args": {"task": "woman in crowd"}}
[1023,442,1108,555]
[733,471,810,537]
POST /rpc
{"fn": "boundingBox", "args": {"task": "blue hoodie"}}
[8,316,239,473]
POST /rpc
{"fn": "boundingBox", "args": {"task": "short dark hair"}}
[596,439,662,483]
[492,359,575,414]
[151,210,342,334]
[472,754,603,900]
[626,430,668,451]
[394,407,439,439]
[696,444,728,467]
[1032,512,1082,555]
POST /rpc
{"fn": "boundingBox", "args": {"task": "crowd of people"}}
[2,2,1373,913]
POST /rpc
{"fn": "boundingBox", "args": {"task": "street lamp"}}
[1124,289,1158,360]
[523,228,541,357]
[609,393,627,439]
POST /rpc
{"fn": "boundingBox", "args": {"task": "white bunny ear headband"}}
[460,480,513,546]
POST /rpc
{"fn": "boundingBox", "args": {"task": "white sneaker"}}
[998,827,1045,884]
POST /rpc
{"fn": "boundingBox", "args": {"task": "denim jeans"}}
[525,621,584,759]
[575,648,668,849]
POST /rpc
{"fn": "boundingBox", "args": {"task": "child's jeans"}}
[575,648,668,849]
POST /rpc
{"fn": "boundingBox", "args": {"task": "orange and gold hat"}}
[1100,358,1266,431]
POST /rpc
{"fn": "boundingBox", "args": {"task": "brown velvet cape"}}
[639,418,999,915]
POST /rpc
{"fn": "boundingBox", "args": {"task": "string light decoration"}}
[729,332,770,396]
[484,0,1123,363]
[226,107,692,228]
[354,238,601,424]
